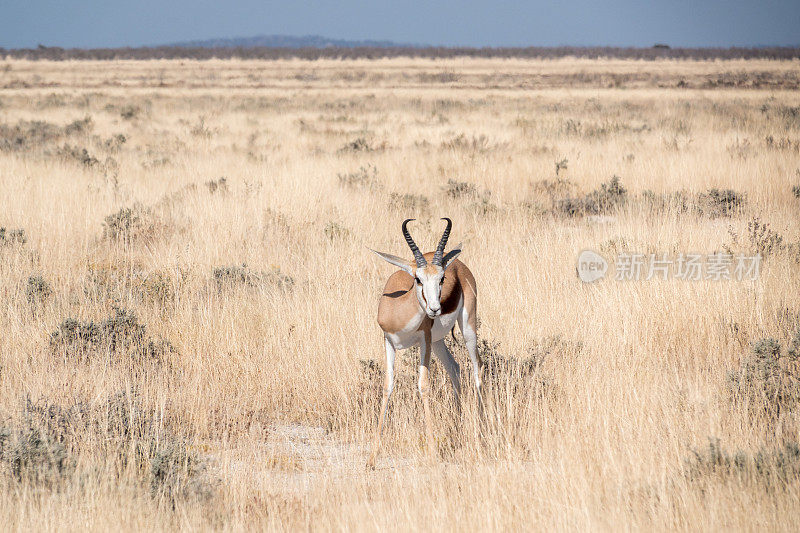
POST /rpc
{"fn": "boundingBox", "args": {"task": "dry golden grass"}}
[1,58,800,531]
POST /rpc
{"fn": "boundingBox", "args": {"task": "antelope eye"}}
[439,277,445,285]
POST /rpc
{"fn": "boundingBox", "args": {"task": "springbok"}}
[367,218,482,465]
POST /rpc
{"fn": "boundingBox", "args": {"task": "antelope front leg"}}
[418,330,437,460]
[432,339,461,414]
[458,309,485,414]
[367,336,396,469]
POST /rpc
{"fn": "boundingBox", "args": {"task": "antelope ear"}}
[368,248,413,274]
[442,243,462,270]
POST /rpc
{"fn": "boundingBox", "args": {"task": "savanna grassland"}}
[1,57,800,531]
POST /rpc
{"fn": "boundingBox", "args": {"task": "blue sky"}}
[1,0,798,49]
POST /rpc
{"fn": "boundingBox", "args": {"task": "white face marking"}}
[412,266,446,319]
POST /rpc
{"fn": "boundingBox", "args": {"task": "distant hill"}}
[166,34,424,49]
[5,42,799,61]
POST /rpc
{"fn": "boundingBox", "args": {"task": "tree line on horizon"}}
[2,44,799,61]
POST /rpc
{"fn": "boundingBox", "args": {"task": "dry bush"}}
[697,188,746,217]
[387,191,430,213]
[555,175,628,217]
[724,217,800,262]
[440,133,505,153]
[0,393,213,506]
[0,120,61,151]
[102,197,188,245]
[204,176,228,194]
[101,133,127,152]
[24,275,52,307]
[728,331,800,420]
[0,117,93,157]
[641,187,746,218]
[685,438,800,492]
[443,178,479,199]
[337,137,374,153]
[118,104,141,119]
[0,227,26,246]
[337,164,380,190]
[531,176,577,201]
[137,269,181,309]
[57,143,100,166]
[323,221,351,241]
[212,264,294,292]
[102,205,151,243]
[441,179,497,215]
[49,307,177,367]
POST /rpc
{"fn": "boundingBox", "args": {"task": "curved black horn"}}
[402,219,427,268]
[432,217,452,266]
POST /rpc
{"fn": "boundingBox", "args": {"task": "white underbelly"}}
[385,331,422,350]
[385,298,463,350]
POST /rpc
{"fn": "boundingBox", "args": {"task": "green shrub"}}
[724,217,800,263]
[478,335,579,394]
[443,179,493,213]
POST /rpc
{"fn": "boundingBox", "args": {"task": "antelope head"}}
[371,218,462,318]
